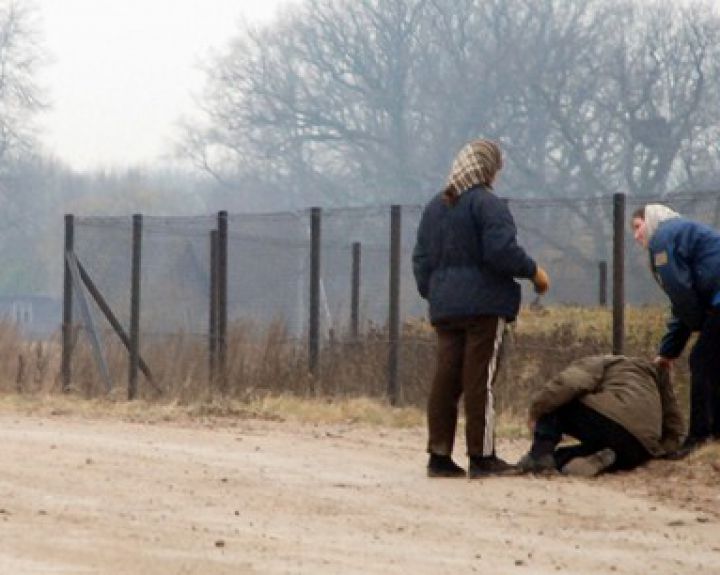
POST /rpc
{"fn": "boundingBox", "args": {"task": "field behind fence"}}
[55,191,719,409]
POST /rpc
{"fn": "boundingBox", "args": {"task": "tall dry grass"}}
[0,321,58,395]
[0,304,693,424]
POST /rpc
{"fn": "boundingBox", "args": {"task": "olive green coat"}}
[529,355,684,456]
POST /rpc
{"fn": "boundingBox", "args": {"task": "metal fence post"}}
[612,193,626,354]
[129,214,143,400]
[209,229,218,383]
[309,207,322,385]
[351,241,361,340]
[388,205,401,406]
[217,211,228,393]
[62,214,75,392]
[598,260,608,307]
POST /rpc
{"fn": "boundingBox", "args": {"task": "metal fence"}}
[61,190,720,403]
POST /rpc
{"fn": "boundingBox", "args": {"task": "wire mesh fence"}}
[63,190,720,405]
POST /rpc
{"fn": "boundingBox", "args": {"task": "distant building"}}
[0,295,61,339]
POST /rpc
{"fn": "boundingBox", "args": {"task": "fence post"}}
[612,193,625,354]
[351,241,361,340]
[598,260,608,307]
[309,207,322,386]
[388,205,401,406]
[129,214,143,400]
[62,214,75,392]
[209,229,218,383]
[217,211,228,393]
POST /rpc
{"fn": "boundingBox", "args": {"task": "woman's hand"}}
[532,266,550,294]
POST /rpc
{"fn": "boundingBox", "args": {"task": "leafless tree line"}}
[183,0,720,222]
[2,0,720,297]
[0,0,43,175]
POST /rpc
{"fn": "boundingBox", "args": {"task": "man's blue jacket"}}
[649,217,720,357]
[412,185,536,324]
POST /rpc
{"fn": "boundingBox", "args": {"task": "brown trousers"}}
[427,316,505,458]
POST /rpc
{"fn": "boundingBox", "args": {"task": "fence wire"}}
[70,191,720,401]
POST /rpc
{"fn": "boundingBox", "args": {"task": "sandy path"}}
[0,412,718,574]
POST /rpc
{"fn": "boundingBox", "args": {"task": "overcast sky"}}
[35,0,291,172]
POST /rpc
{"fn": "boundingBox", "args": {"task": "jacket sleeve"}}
[412,208,432,299]
[473,195,537,279]
[658,314,693,359]
[529,356,607,421]
[654,367,685,454]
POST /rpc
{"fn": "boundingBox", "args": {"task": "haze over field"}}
[0,0,717,304]
[35,0,292,171]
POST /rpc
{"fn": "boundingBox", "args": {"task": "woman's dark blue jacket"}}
[412,185,536,324]
[650,217,720,357]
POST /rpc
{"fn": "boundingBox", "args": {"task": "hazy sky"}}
[35,0,290,172]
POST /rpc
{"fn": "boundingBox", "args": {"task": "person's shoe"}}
[468,455,516,478]
[664,436,709,460]
[516,452,556,474]
[427,454,466,478]
[561,448,616,477]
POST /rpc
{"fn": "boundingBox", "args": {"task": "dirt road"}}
[1,411,718,574]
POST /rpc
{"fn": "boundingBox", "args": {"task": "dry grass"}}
[0,304,694,427]
[685,441,720,465]
[0,391,425,428]
[513,304,671,348]
[0,322,59,395]
[504,304,691,412]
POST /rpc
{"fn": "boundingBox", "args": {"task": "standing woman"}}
[413,139,549,478]
[631,204,720,457]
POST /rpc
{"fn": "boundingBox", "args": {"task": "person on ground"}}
[631,204,720,458]
[412,138,550,479]
[517,355,684,476]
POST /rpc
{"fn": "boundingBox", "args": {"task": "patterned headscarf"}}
[443,139,503,205]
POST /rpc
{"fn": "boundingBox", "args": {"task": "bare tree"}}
[183,0,720,214]
[462,0,720,263]
[0,1,44,173]
[185,0,447,206]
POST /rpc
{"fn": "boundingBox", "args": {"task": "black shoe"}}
[468,455,516,479]
[516,452,557,474]
[664,436,709,460]
[427,454,466,478]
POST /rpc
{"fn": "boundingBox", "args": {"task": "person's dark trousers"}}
[427,316,504,458]
[688,312,720,440]
[714,382,720,439]
[530,401,651,471]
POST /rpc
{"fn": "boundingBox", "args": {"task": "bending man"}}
[517,355,684,476]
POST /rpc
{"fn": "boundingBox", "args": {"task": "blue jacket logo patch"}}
[654,251,668,266]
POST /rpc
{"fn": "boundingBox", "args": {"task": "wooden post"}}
[76,257,155,388]
[217,211,228,393]
[309,208,322,385]
[62,214,75,392]
[129,214,143,400]
[612,193,625,355]
[388,205,401,406]
[67,252,113,393]
[598,260,608,307]
[351,241,361,340]
[209,229,218,384]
